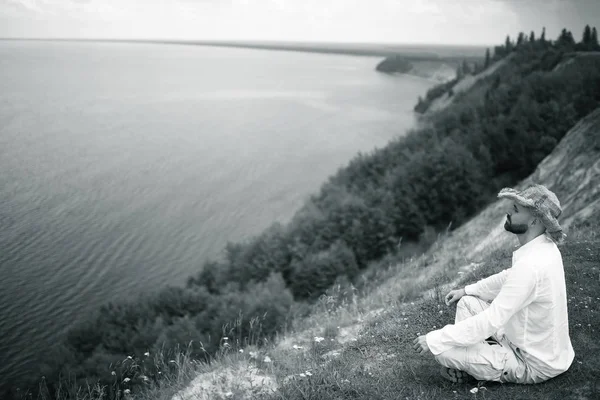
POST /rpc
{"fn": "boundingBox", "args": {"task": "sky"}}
[1,0,599,46]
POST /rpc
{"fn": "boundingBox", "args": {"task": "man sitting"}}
[413,184,574,384]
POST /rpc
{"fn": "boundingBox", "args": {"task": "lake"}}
[0,40,433,387]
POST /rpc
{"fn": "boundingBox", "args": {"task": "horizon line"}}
[0,37,493,47]
[0,38,491,59]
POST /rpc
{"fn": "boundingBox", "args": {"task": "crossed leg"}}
[434,295,525,383]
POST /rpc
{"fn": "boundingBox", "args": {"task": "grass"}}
[265,236,600,400]
[17,217,600,400]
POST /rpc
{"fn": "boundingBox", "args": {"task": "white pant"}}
[434,296,540,384]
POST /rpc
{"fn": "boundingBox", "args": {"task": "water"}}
[0,40,433,387]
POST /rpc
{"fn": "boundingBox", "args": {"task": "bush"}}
[290,240,359,299]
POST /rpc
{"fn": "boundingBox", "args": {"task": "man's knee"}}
[455,295,490,321]
[457,295,479,309]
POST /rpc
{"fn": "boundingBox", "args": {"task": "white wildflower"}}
[127,356,132,360]
[470,388,478,394]
[124,389,131,395]
[305,371,312,376]
[249,351,258,359]
[123,378,130,383]
[314,336,325,343]
[239,349,244,353]
[169,360,176,363]
[264,356,272,363]
[223,337,229,340]
[111,371,116,376]
[144,352,150,357]
[292,345,304,350]
[225,392,233,398]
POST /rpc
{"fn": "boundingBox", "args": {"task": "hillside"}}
[9,27,600,400]
[422,51,600,115]
[165,109,600,400]
[421,54,512,113]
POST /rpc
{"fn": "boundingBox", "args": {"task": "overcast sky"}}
[1,0,599,45]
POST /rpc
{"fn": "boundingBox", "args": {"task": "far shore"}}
[1,38,487,62]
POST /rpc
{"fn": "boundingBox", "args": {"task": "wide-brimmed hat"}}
[498,184,566,244]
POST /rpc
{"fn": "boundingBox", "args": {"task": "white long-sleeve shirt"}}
[426,234,575,379]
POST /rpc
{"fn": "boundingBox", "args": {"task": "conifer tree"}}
[557,28,575,49]
[505,35,513,53]
[529,31,536,43]
[567,30,575,45]
[517,32,525,47]
[592,27,599,49]
[582,25,592,46]
[484,48,491,68]
[558,28,568,42]
[541,27,546,43]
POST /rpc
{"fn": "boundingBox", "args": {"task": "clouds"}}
[0,0,596,45]
[496,0,600,38]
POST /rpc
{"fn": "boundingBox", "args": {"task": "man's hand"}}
[445,288,466,306]
[413,335,431,356]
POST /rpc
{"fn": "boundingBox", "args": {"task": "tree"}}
[456,63,464,80]
[557,28,575,49]
[289,240,359,299]
[540,27,546,44]
[529,30,536,43]
[505,35,513,53]
[462,59,471,75]
[517,32,525,47]
[485,48,491,68]
[592,27,599,49]
[582,24,592,46]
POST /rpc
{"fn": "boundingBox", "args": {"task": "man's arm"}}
[426,264,537,355]
[465,268,511,302]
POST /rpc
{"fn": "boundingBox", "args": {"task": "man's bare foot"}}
[440,367,476,383]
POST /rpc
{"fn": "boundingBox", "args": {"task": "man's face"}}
[504,202,534,234]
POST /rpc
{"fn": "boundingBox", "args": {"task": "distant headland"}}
[2,38,483,82]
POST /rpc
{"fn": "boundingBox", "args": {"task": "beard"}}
[504,214,528,234]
